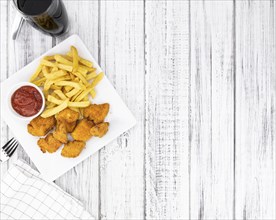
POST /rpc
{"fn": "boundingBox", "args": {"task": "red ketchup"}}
[11,86,43,117]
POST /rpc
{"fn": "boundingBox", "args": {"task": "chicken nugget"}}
[56,108,79,123]
[37,133,62,153]
[53,122,68,143]
[61,141,86,158]
[56,108,79,132]
[83,103,109,124]
[71,119,94,141]
[27,116,56,136]
[90,122,109,138]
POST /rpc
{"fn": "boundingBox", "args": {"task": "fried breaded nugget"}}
[56,108,79,132]
[37,133,62,153]
[83,103,109,124]
[53,122,68,143]
[90,122,109,138]
[71,119,94,141]
[61,141,86,158]
[27,116,56,136]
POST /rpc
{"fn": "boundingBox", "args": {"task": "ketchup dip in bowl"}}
[8,82,45,120]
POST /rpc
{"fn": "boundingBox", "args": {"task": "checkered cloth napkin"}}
[0,160,94,220]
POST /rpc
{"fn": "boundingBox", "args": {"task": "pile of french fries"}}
[30,46,104,118]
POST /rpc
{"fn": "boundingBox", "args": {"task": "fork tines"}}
[2,138,18,157]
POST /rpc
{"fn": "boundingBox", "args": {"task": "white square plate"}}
[1,35,136,181]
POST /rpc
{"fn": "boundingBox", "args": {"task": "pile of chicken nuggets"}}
[27,103,109,158]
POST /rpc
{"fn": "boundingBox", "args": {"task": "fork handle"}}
[0,148,9,163]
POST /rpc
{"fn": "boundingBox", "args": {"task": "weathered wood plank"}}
[190,1,235,219]
[145,1,189,219]
[8,6,53,171]
[99,1,145,219]
[0,0,11,176]
[1,1,53,173]
[235,1,276,219]
[53,1,100,219]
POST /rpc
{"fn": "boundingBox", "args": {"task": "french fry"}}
[41,99,68,118]
[54,54,72,65]
[41,59,56,67]
[44,77,68,92]
[57,63,73,72]
[64,86,73,92]
[46,102,56,109]
[86,71,97,80]
[30,64,42,82]
[90,89,96,98]
[38,72,44,78]
[60,56,92,72]
[69,73,75,80]
[65,88,80,98]
[44,70,67,79]
[44,80,53,91]
[55,81,82,89]
[47,95,63,105]
[91,72,104,88]
[80,59,93,68]
[77,66,88,75]
[42,66,49,75]
[71,90,82,101]
[67,51,93,67]
[83,96,89,101]
[69,107,80,113]
[72,71,88,86]
[51,93,59,99]
[71,46,79,72]
[52,76,71,83]
[29,46,104,118]
[43,55,55,61]
[54,90,67,100]
[75,87,94,102]
[32,77,46,86]
[50,85,62,90]
[79,65,96,72]
[51,67,58,72]
[63,55,73,62]
[43,90,49,99]
[68,101,90,108]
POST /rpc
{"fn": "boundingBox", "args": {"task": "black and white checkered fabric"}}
[0,160,94,220]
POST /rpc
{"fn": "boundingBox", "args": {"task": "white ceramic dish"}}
[0,34,136,181]
[7,82,45,121]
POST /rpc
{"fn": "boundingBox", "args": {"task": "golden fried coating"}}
[56,108,79,132]
[27,116,56,136]
[37,133,62,153]
[53,122,68,143]
[83,104,109,124]
[71,119,94,141]
[61,141,86,158]
[90,122,109,138]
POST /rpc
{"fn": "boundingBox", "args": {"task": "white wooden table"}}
[1,0,275,219]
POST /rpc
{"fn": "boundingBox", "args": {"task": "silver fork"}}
[1,138,18,162]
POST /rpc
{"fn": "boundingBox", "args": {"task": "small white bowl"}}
[7,82,45,121]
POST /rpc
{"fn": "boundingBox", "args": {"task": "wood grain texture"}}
[53,1,100,219]
[190,1,234,219]
[9,8,53,171]
[1,1,53,174]
[1,0,276,219]
[0,0,10,176]
[235,1,276,219]
[145,1,189,219]
[99,1,144,219]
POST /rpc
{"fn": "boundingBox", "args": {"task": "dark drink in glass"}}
[15,0,69,36]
